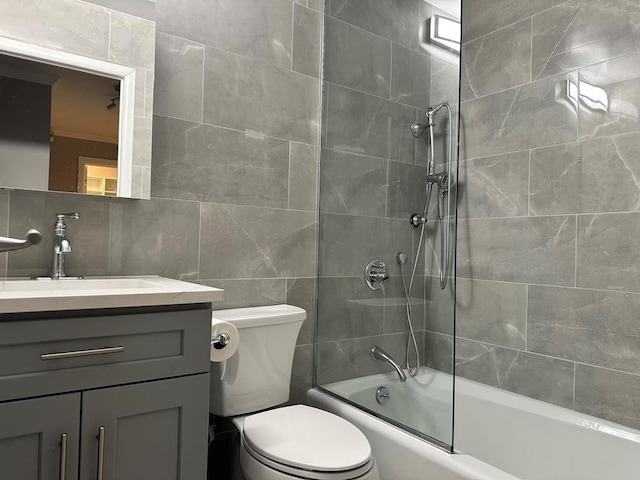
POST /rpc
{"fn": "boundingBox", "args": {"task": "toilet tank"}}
[209,304,306,416]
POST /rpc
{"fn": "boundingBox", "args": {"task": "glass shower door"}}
[315,0,461,450]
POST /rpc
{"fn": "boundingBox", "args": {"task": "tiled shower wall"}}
[317,0,459,385]
[0,0,322,404]
[428,0,640,429]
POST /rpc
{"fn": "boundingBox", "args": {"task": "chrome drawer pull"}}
[41,346,125,361]
[97,426,105,480]
[59,433,67,480]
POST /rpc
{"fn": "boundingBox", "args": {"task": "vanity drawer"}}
[0,308,211,402]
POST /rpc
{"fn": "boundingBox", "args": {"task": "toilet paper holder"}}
[211,333,231,350]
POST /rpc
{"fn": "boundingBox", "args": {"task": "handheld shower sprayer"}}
[396,252,408,266]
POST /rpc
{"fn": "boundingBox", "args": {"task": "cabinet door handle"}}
[41,346,125,361]
[59,433,67,480]
[97,426,105,480]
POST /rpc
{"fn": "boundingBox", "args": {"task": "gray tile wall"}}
[0,0,322,404]
[446,0,640,428]
[317,0,457,385]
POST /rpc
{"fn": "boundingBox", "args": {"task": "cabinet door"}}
[80,374,210,480]
[0,393,81,480]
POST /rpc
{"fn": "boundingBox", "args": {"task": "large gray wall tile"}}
[329,0,420,49]
[321,213,414,277]
[157,0,292,68]
[575,364,640,430]
[151,116,289,208]
[458,151,529,219]
[83,0,156,20]
[532,0,640,81]
[390,44,431,109]
[460,73,578,159]
[578,54,640,140]
[456,338,574,408]
[530,134,640,215]
[461,19,531,100]
[154,33,204,122]
[320,149,387,216]
[109,11,155,70]
[323,16,391,98]
[290,344,314,404]
[423,331,453,374]
[577,213,640,292]
[200,204,316,279]
[387,161,427,220]
[325,83,417,163]
[457,216,576,286]
[529,286,640,374]
[292,4,322,78]
[382,275,425,334]
[430,58,460,106]
[289,143,319,212]
[0,0,110,59]
[286,277,317,345]
[202,278,287,310]
[203,47,319,145]
[456,279,527,349]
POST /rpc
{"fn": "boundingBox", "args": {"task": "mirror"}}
[0,23,153,199]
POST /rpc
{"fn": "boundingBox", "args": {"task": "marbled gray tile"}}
[83,0,156,21]
[461,19,531,100]
[133,116,152,168]
[575,364,640,430]
[152,116,289,207]
[577,212,640,292]
[290,344,313,404]
[156,0,292,69]
[458,151,529,219]
[0,0,110,59]
[289,143,318,212]
[287,277,316,345]
[387,160,427,219]
[308,0,323,12]
[321,213,414,277]
[424,275,455,335]
[153,33,204,122]
[391,44,431,108]
[381,275,425,334]
[457,216,576,286]
[317,332,407,384]
[530,134,640,215]
[578,54,640,140]
[456,279,526,349]
[325,83,417,163]
[528,286,640,374]
[200,204,316,279]
[456,339,574,408]
[324,16,391,98]
[430,58,460,106]
[317,276,383,342]
[108,198,200,280]
[462,0,566,43]
[202,278,286,310]
[7,190,111,278]
[329,0,420,49]
[292,4,322,78]
[423,331,453,374]
[109,11,155,70]
[203,47,319,145]
[532,0,640,81]
[134,67,147,118]
[460,73,578,160]
[319,149,387,216]
[144,69,154,119]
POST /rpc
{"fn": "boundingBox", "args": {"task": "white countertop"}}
[0,276,223,314]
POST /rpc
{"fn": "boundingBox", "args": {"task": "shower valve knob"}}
[410,214,426,228]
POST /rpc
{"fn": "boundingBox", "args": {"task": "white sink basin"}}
[0,276,223,314]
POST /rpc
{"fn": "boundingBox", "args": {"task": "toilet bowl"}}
[210,305,379,480]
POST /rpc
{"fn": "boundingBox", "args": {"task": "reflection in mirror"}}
[0,55,121,196]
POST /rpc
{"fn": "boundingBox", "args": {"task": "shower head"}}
[396,252,408,265]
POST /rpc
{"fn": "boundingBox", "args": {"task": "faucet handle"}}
[56,212,80,221]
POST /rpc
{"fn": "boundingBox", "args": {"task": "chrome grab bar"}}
[0,229,42,253]
[41,346,125,361]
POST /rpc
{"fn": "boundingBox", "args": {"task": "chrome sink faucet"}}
[51,213,79,279]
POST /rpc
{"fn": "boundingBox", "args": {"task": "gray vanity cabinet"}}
[0,393,81,480]
[0,304,212,480]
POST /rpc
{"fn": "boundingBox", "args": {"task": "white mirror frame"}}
[0,36,136,197]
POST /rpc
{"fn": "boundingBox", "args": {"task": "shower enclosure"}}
[315,0,461,450]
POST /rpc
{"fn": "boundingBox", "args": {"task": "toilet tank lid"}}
[212,304,306,328]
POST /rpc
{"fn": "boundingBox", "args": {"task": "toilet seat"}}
[241,405,375,480]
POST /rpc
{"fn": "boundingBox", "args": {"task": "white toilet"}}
[210,304,379,480]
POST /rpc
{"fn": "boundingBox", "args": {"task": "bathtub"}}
[307,367,640,480]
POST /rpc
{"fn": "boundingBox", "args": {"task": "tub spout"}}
[371,346,406,382]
